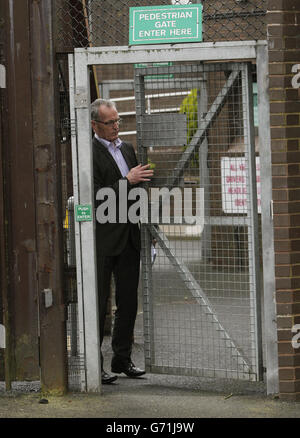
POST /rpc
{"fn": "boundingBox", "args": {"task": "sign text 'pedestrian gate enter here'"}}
[129,4,203,45]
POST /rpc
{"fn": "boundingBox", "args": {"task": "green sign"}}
[129,4,203,46]
[134,62,174,79]
[75,204,93,222]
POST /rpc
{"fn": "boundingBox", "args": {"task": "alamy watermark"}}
[96,180,204,226]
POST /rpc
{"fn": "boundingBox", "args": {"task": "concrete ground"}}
[1,244,299,420]
[0,374,300,419]
[0,336,300,419]
[1,297,298,420]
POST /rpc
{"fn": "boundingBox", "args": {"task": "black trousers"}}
[97,237,140,366]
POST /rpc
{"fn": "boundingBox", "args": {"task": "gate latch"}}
[0,64,6,89]
[270,200,274,221]
[43,288,53,309]
[0,324,5,348]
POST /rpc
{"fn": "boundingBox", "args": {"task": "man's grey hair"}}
[91,98,117,121]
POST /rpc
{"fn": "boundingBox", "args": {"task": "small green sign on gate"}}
[75,204,93,222]
[129,4,203,46]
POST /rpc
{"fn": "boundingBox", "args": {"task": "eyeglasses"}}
[93,118,122,126]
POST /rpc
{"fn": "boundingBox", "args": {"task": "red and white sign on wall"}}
[221,157,261,214]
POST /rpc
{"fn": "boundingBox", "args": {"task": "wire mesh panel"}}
[64,197,86,391]
[55,0,266,53]
[135,61,262,380]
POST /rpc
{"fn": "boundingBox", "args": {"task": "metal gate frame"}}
[135,61,261,381]
[68,40,278,394]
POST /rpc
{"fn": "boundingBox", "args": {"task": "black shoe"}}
[111,360,146,378]
[102,370,118,384]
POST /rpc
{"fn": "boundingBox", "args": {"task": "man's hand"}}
[126,164,154,185]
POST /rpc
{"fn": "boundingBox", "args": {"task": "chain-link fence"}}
[55,0,266,53]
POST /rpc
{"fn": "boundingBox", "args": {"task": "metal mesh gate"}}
[134,61,262,380]
[59,0,269,390]
[66,51,265,390]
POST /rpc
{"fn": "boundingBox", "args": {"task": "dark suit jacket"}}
[93,137,141,256]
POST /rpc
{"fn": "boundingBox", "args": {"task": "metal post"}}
[242,62,263,379]
[73,49,101,392]
[256,44,279,395]
[134,70,155,369]
[198,75,211,261]
[68,54,89,391]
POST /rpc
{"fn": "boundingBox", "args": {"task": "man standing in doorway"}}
[91,98,153,384]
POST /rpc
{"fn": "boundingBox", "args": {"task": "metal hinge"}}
[0,324,6,348]
[70,118,77,136]
[43,288,53,309]
[270,200,274,221]
[0,64,6,89]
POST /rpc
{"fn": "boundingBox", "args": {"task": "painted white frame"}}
[69,40,278,394]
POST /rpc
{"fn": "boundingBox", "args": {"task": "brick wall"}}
[267,0,300,401]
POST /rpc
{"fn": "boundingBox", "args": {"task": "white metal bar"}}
[119,108,181,117]
[68,54,87,391]
[242,63,263,380]
[145,91,190,99]
[198,75,211,261]
[113,91,189,102]
[257,45,279,395]
[148,365,258,381]
[77,41,266,66]
[73,50,101,393]
[119,131,137,136]
[0,64,5,89]
[0,324,5,348]
[112,96,135,102]
[118,111,136,116]
[134,72,156,368]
